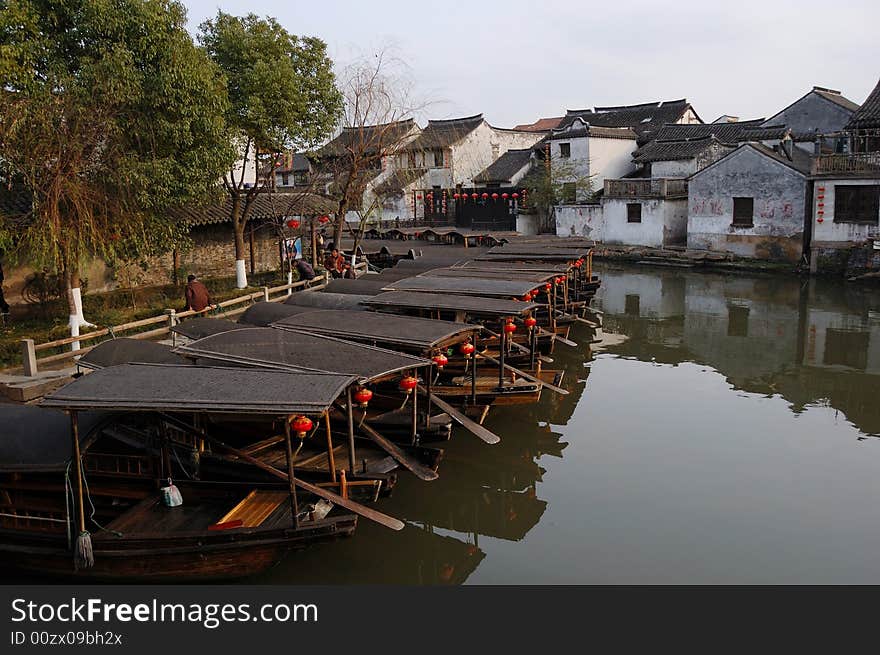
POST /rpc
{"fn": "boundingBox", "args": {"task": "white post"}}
[166,309,177,347]
[235,259,248,289]
[286,271,293,296]
[69,320,80,352]
[262,286,270,302]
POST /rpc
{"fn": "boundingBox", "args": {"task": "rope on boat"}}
[0,512,68,524]
[80,465,123,538]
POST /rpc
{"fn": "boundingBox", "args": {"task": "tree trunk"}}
[333,199,348,253]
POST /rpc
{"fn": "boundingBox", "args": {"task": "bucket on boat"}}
[161,478,183,507]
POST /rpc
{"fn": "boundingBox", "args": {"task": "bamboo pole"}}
[324,412,337,483]
[346,388,356,473]
[283,419,299,528]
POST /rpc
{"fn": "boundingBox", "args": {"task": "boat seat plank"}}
[216,490,289,528]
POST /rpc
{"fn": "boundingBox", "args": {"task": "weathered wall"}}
[763,92,854,134]
[811,178,880,245]
[554,204,604,240]
[687,147,807,262]
[652,160,695,177]
[602,198,689,248]
[1,223,282,307]
[450,123,541,187]
[587,137,638,190]
[549,135,591,184]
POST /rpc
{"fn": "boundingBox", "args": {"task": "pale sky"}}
[183,0,880,128]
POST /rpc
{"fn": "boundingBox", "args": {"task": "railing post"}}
[262,286,270,302]
[165,309,177,347]
[21,338,37,377]
[286,271,293,296]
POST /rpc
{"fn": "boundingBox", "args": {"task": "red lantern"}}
[286,219,300,229]
[512,193,519,199]
[555,276,565,285]
[399,375,418,394]
[481,192,489,200]
[416,194,422,200]
[353,388,373,408]
[427,192,433,198]
[503,321,517,335]
[502,193,509,200]
[491,193,499,200]
[319,215,330,224]
[543,283,552,292]
[290,415,313,439]
[432,353,449,369]
[471,193,478,200]
[521,293,532,302]
[524,316,537,329]
[459,342,475,357]
[453,193,460,200]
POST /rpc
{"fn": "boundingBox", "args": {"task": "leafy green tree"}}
[0,0,233,339]
[522,155,596,231]
[198,12,342,288]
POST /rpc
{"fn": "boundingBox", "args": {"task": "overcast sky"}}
[183,0,880,128]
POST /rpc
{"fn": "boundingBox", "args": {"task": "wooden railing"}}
[603,178,688,198]
[15,265,371,376]
[812,153,880,174]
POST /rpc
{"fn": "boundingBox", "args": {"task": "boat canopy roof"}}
[41,363,356,415]
[238,302,312,327]
[380,275,540,298]
[324,278,390,296]
[420,267,557,283]
[271,309,480,350]
[174,327,431,382]
[0,405,115,472]
[77,338,185,370]
[455,260,571,273]
[364,291,539,317]
[282,291,371,309]
[170,317,249,340]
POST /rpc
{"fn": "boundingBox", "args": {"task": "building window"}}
[562,183,577,203]
[824,328,869,369]
[624,294,640,316]
[627,203,642,223]
[732,197,754,227]
[559,143,571,159]
[727,304,749,337]
[431,148,445,168]
[833,185,880,224]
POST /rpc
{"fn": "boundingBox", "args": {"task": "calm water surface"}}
[256,264,880,584]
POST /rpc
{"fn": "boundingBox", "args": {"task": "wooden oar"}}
[482,327,553,363]
[476,352,569,395]
[331,404,438,481]
[418,386,501,445]
[158,413,404,531]
[537,326,577,348]
[557,311,601,328]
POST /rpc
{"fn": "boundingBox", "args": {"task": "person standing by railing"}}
[184,274,214,312]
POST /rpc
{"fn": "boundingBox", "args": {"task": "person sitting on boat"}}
[184,274,214,312]
[324,249,345,279]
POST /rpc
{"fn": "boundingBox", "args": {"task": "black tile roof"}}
[738,126,792,141]
[645,119,766,143]
[405,114,485,150]
[318,119,417,158]
[632,135,736,163]
[765,87,860,126]
[170,190,336,226]
[558,99,698,142]
[846,78,880,130]
[547,121,637,141]
[473,148,534,183]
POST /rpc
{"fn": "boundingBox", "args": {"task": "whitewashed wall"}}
[811,179,880,245]
[554,204,604,240]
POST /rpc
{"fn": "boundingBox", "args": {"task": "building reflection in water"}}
[596,263,880,436]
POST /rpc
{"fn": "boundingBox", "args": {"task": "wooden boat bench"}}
[210,490,289,530]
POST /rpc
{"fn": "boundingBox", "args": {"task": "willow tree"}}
[0,0,233,340]
[198,12,342,288]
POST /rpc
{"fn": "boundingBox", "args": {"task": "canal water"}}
[257,263,880,584]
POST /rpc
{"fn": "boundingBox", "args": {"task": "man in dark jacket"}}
[184,274,213,312]
[294,258,316,281]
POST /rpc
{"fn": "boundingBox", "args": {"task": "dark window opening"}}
[732,197,754,227]
[562,182,577,203]
[824,329,869,369]
[431,149,445,168]
[559,143,571,158]
[834,185,880,224]
[727,304,750,337]
[627,203,642,223]
[625,294,640,316]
